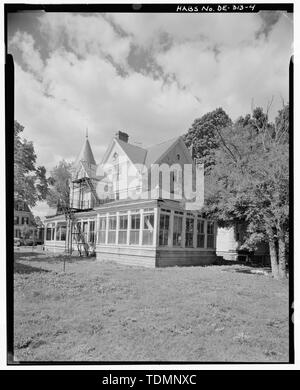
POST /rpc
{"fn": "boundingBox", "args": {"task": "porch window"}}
[118,214,128,244]
[82,221,88,242]
[14,216,19,225]
[108,215,117,244]
[98,216,106,244]
[159,213,170,246]
[130,213,140,245]
[46,224,55,241]
[173,215,183,247]
[207,222,215,249]
[142,212,154,245]
[197,220,205,248]
[56,222,67,241]
[185,217,194,248]
[89,221,96,243]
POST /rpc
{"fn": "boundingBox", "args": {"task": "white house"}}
[44,131,217,267]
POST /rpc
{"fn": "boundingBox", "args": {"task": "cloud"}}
[8,11,292,217]
[39,13,132,68]
[9,31,44,75]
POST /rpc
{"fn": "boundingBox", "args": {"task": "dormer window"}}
[113,152,118,161]
[176,153,180,160]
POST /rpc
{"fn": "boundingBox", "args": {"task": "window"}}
[142,213,154,245]
[185,217,194,248]
[173,215,183,247]
[61,224,67,241]
[108,215,117,244]
[89,221,96,243]
[207,222,215,248]
[159,213,169,246]
[22,217,29,225]
[56,223,67,241]
[98,216,106,244]
[118,214,128,244]
[46,224,54,241]
[197,220,205,248]
[130,213,140,245]
[14,216,19,225]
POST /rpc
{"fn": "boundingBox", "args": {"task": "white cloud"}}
[9,31,44,75]
[39,13,132,67]
[9,11,293,217]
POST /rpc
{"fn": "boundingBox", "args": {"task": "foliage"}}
[46,160,73,208]
[14,121,49,207]
[184,107,232,171]
[204,104,289,278]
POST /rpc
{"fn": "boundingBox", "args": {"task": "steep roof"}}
[101,135,184,168]
[116,139,147,165]
[75,137,96,166]
[144,137,179,167]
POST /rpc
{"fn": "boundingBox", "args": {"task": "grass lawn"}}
[13,250,289,362]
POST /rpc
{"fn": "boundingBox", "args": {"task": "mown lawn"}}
[13,250,289,362]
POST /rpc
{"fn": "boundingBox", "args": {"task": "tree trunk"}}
[278,235,287,279]
[268,238,279,279]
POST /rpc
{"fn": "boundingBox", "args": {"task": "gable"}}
[152,137,193,166]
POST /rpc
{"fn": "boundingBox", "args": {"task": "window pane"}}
[159,214,169,246]
[142,230,153,245]
[108,231,116,244]
[109,216,116,230]
[98,231,106,244]
[197,234,205,248]
[185,218,194,247]
[46,228,52,240]
[173,216,182,246]
[131,214,140,229]
[119,215,128,229]
[130,230,139,245]
[207,235,214,248]
[118,230,127,244]
[61,226,66,241]
[99,217,106,230]
[207,222,214,234]
[144,214,154,229]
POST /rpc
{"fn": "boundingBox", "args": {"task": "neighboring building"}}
[14,200,36,239]
[44,131,217,267]
[217,223,270,265]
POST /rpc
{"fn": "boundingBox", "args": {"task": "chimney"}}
[115,131,129,143]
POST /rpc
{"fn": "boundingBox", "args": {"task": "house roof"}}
[114,136,181,167]
[116,139,147,165]
[75,137,96,166]
[144,136,180,167]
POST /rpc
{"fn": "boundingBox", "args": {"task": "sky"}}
[8,10,293,217]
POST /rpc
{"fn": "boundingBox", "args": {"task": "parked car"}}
[24,238,37,246]
[14,238,21,247]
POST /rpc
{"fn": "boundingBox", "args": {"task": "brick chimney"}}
[115,131,129,143]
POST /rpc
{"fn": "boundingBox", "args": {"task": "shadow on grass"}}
[14,252,97,265]
[14,261,50,274]
[215,258,271,269]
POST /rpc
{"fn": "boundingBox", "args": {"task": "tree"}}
[205,104,289,279]
[46,160,73,208]
[14,121,48,207]
[183,107,232,171]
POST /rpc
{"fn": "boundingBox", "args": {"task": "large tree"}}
[204,104,289,279]
[14,121,48,207]
[46,160,73,209]
[184,107,232,171]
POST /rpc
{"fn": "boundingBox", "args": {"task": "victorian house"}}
[44,131,218,267]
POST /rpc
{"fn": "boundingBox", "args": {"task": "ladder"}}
[72,223,89,257]
[82,177,99,207]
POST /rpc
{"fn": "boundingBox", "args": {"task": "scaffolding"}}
[58,175,101,256]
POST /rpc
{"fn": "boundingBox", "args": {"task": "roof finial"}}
[86,128,88,139]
